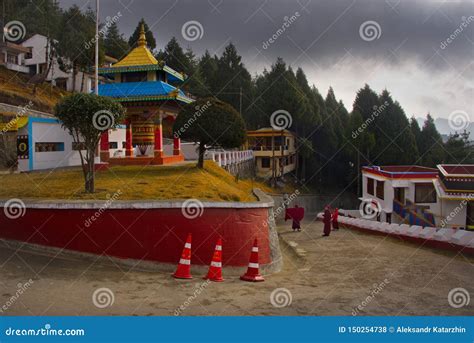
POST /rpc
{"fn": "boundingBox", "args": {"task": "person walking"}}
[285,204,304,232]
[323,206,331,237]
[332,208,339,231]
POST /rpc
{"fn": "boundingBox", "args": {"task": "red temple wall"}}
[0,207,271,267]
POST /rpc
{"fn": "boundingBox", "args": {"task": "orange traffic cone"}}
[204,238,224,282]
[240,238,264,282]
[173,233,192,279]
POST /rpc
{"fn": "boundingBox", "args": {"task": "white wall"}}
[21,34,93,93]
[362,171,442,225]
[17,120,126,171]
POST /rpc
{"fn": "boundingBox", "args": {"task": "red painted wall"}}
[0,207,271,266]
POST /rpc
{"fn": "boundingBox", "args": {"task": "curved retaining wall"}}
[0,189,282,275]
[317,213,474,255]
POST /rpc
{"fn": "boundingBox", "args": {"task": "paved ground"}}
[1,220,473,316]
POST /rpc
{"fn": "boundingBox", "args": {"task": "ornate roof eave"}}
[98,63,185,82]
[98,64,164,75]
[110,95,194,104]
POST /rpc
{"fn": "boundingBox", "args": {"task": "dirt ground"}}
[1,220,473,316]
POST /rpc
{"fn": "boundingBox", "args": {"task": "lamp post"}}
[94,0,99,95]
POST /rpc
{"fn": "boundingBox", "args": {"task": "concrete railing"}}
[316,212,474,254]
[205,150,254,168]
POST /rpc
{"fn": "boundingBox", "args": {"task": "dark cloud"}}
[58,0,473,119]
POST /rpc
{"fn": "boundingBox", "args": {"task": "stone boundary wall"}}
[316,213,474,255]
[0,189,282,275]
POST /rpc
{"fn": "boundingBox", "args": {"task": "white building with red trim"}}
[361,165,473,230]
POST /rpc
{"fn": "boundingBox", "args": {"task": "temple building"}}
[98,24,193,165]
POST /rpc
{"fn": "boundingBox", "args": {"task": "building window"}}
[109,142,118,149]
[35,142,64,152]
[261,157,270,168]
[367,177,374,195]
[25,51,33,59]
[72,142,86,150]
[415,183,436,203]
[122,141,127,149]
[7,54,18,64]
[376,180,384,200]
[122,72,147,83]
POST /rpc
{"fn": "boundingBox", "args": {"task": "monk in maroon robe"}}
[323,206,331,236]
[285,205,305,232]
[332,208,339,230]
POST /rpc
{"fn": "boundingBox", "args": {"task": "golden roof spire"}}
[138,23,147,47]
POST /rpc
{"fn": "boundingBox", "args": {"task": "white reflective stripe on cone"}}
[248,262,259,268]
[252,247,259,252]
[184,243,191,249]
[179,258,191,265]
[215,245,222,251]
[210,261,222,268]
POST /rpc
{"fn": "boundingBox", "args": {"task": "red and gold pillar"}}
[154,116,163,158]
[99,131,109,162]
[173,136,181,156]
[125,118,133,157]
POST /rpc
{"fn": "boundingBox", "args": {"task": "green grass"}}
[0,161,272,202]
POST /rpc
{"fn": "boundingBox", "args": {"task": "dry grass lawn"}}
[0,161,272,202]
[0,66,68,113]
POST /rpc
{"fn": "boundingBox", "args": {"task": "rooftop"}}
[362,165,438,179]
[98,24,184,82]
[98,81,193,104]
[247,127,295,136]
[438,164,474,177]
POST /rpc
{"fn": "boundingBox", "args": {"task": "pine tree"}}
[128,18,156,50]
[103,22,129,60]
[444,131,473,164]
[214,43,253,120]
[419,114,445,166]
[160,37,189,72]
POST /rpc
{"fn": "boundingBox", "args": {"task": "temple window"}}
[415,183,436,203]
[122,72,147,83]
[367,177,374,195]
[376,180,384,199]
[35,142,64,152]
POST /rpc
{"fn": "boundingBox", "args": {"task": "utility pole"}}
[94,0,99,95]
[239,87,242,117]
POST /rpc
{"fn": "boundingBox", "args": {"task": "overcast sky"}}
[60,0,473,121]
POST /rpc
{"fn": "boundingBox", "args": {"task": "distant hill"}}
[416,117,473,141]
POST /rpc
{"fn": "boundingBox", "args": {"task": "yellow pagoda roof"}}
[112,23,158,67]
